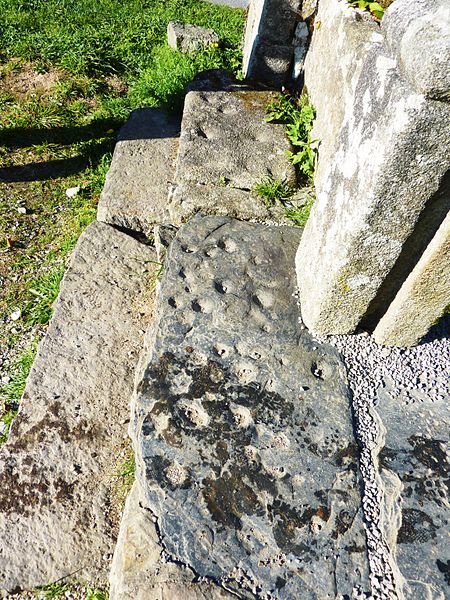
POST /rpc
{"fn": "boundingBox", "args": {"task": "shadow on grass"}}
[0,108,181,182]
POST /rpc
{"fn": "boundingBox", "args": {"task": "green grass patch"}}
[35,583,108,599]
[284,196,315,227]
[253,177,293,207]
[0,343,37,444]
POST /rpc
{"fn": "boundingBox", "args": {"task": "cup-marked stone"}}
[131,215,369,598]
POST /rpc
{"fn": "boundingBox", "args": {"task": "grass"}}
[35,582,108,599]
[0,343,36,444]
[284,196,315,227]
[0,0,245,441]
[253,177,293,207]
[111,442,136,511]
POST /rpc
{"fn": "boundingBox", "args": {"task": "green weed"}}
[347,0,385,19]
[266,94,317,184]
[0,344,37,444]
[253,177,293,207]
[24,265,65,326]
[284,196,315,227]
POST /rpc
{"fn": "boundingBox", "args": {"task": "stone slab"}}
[132,215,370,599]
[296,0,450,336]
[167,21,220,53]
[97,108,180,234]
[375,387,449,597]
[0,221,157,595]
[109,481,234,600]
[383,0,450,100]
[175,88,296,191]
[166,183,291,225]
[374,211,450,347]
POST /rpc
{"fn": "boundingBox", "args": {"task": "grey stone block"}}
[110,482,234,600]
[374,212,450,347]
[175,88,296,190]
[167,21,220,54]
[166,183,291,225]
[243,0,300,85]
[248,43,294,88]
[97,108,180,234]
[0,222,157,594]
[131,215,370,599]
[296,0,450,336]
[374,387,449,597]
[383,0,450,100]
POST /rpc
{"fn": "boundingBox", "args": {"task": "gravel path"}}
[323,317,450,599]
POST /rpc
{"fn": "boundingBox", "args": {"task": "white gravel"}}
[321,320,450,600]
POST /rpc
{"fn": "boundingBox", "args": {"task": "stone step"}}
[0,221,157,595]
[166,72,295,225]
[97,108,180,234]
[129,215,370,599]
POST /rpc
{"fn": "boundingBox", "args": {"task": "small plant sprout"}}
[253,177,294,207]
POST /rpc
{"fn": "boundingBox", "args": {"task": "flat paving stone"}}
[97,108,179,234]
[376,387,449,597]
[0,222,157,594]
[132,215,370,599]
[175,89,296,191]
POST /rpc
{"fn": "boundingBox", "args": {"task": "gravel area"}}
[321,317,450,600]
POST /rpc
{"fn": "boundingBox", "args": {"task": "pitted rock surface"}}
[132,216,369,599]
[175,89,296,190]
[376,388,449,597]
[0,222,157,594]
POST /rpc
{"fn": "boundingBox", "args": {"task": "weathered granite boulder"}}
[243,0,299,86]
[167,21,220,53]
[131,215,370,598]
[0,222,157,595]
[97,108,179,234]
[374,212,450,347]
[175,88,295,190]
[110,482,234,600]
[302,0,379,189]
[383,0,450,100]
[296,0,450,336]
[375,385,449,597]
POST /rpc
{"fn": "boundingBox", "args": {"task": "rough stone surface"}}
[383,0,450,100]
[97,108,179,234]
[166,183,290,225]
[132,215,370,599]
[167,21,220,53]
[303,0,379,200]
[175,88,296,191]
[326,329,450,599]
[110,481,234,600]
[374,212,450,347]
[243,0,299,85]
[0,221,157,595]
[375,388,449,598]
[297,0,450,335]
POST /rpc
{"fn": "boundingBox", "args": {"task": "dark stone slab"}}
[132,216,370,598]
[376,388,449,598]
